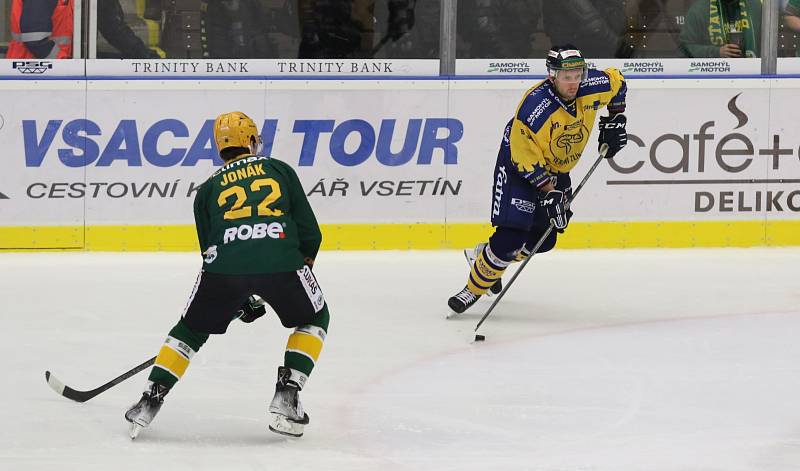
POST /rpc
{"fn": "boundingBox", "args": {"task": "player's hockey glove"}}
[540,190,570,232]
[236,295,267,323]
[598,114,627,159]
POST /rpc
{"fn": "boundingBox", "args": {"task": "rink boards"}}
[0,77,798,250]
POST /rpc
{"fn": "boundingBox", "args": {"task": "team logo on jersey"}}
[582,75,610,88]
[492,165,508,217]
[297,265,325,313]
[551,120,588,161]
[203,245,218,263]
[511,198,535,213]
[223,222,285,244]
[583,100,602,111]
[526,98,553,127]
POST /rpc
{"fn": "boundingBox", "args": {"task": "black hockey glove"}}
[304,257,315,270]
[236,295,267,323]
[540,190,570,232]
[598,114,627,159]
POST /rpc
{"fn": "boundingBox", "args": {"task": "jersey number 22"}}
[217,178,284,220]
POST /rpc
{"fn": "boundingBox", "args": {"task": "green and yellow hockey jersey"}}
[192,154,321,274]
[510,68,627,188]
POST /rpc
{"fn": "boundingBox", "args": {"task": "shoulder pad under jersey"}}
[576,68,612,98]
[515,81,559,134]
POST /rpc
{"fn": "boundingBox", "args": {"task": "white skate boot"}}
[268,367,309,437]
[124,382,169,439]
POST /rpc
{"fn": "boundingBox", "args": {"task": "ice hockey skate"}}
[268,367,309,437]
[464,243,503,295]
[124,382,169,439]
[447,285,481,316]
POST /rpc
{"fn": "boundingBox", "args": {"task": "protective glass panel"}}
[780,0,800,57]
[455,0,764,60]
[675,0,763,58]
[0,0,9,56]
[96,0,160,58]
[2,0,79,59]
[94,0,435,60]
[455,0,631,59]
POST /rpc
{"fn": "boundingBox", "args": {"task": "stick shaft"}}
[45,356,156,403]
[474,147,608,332]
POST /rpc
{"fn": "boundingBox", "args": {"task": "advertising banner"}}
[0,59,86,77]
[0,77,798,250]
[456,58,762,77]
[0,59,440,79]
[777,58,800,74]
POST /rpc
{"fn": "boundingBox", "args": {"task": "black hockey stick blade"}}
[45,356,156,403]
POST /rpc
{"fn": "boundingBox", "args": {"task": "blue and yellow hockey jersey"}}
[509,68,627,188]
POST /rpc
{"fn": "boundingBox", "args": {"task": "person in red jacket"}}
[6,0,73,59]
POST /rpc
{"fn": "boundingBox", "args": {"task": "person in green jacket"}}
[679,0,762,58]
[125,111,329,440]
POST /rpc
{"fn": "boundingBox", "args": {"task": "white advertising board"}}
[0,59,439,79]
[0,58,86,77]
[777,57,800,74]
[0,77,798,235]
[456,58,763,77]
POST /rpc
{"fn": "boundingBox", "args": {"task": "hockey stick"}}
[45,356,156,403]
[474,144,609,333]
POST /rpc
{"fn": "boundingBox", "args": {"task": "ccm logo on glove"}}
[598,114,627,159]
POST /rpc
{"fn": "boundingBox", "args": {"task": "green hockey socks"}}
[148,319,209,389]
[282,304,330,389]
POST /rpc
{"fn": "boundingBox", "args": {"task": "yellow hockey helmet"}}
[213,111,261,153]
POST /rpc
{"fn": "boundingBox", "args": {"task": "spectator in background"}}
[6,0,160,60]
[457,0,541,58]
[205,0,274,58]
[784,0,800,33]
[6,0,73,59]
[144,0,206,58]
[143,0,279,59]
[297,0,365,58]
[679,0,762,58]
[379,0,437,59]
[298,0,416,59]
[542,0,632,58]
[98,0,161,58]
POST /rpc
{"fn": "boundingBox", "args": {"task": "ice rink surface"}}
[1,248,799,471]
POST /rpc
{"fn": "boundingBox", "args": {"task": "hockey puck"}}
[474,334,486,341]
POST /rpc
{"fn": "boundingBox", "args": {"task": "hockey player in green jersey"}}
[125,111,329,439]
[448,45,628,315]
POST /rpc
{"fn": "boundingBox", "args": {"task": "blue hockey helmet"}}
[546,44,588,82]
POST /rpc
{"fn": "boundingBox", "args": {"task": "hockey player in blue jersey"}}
[448,45,629,314]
